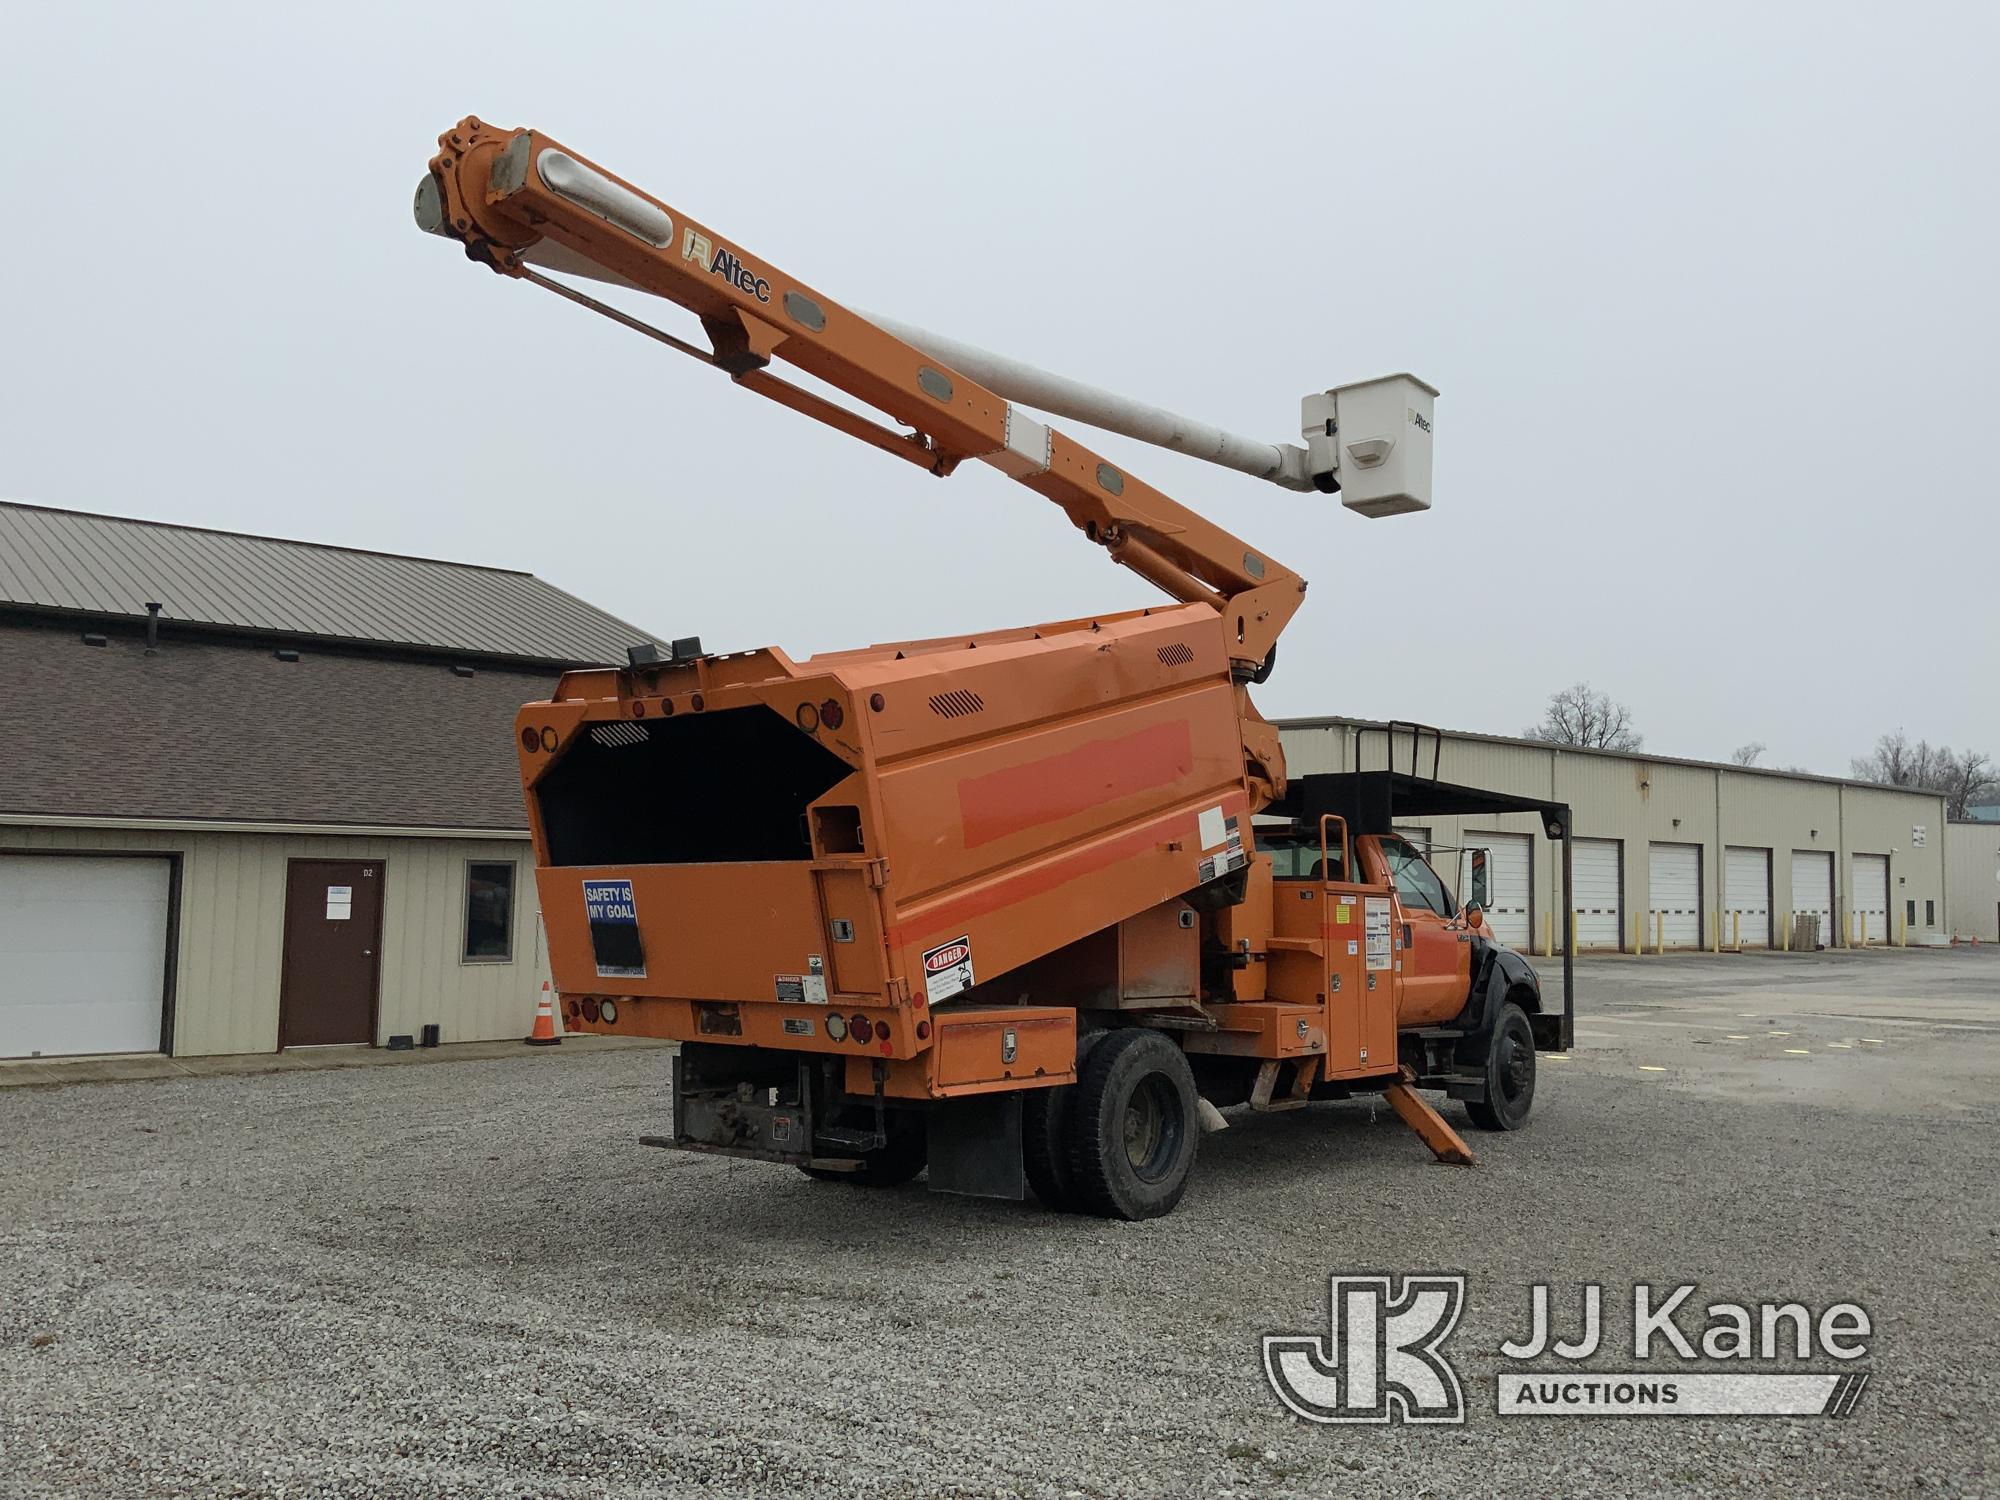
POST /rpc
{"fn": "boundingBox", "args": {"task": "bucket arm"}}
[416,118,1305,678]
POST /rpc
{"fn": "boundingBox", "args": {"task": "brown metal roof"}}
[0,615,559,830]
[0,501,657,666]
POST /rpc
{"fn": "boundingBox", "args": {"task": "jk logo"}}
[1263,1275,1467,1425]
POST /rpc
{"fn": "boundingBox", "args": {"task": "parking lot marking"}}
[1784,1048,1812,1055]
[1638,1065,1667,1072]
[1767,1031,1792,1037]
[1827,1042,1853,1049]
[1861,1038,1886,1045]
[1726,1034,1752,1040]
[1543,1053,1570,1061]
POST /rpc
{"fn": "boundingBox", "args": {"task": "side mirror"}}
[1468,848,1491,910]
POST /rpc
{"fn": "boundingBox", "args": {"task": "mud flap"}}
[926,1093,1024,1201]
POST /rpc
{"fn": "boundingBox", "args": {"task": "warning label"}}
[921,935,975,1005]
[782,1016,815,1037]
[1364,896,1393,972]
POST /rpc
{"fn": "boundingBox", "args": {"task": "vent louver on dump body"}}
[589,722,652,748]
[1156,642,1196,666]
[928,689,986,718]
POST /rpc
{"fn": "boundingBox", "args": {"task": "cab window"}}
[1256,829,1345,882]
[1380,835,1452,916]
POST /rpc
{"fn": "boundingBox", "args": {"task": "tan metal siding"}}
[0,825,549,1056]
[1945,823,2000,941]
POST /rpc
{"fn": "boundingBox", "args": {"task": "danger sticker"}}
[922,935,975,1005]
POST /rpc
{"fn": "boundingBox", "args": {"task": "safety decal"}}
[782,1017,815,1037]
[583,878,645,978]
[775,975,805,1003]
[922,935,975,1005]
[1365,895,1393,972]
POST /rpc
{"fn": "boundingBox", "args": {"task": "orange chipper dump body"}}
[420,118,1566,1219]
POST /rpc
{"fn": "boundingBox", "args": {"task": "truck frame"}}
[416,117,1573,1219]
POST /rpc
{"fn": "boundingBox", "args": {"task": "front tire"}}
[1465,1001,1537,1131]
[1068,1029,1200,1220]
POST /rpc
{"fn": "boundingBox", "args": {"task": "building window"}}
[464,861,516,961]
[1925,899,1936,927]
[1906,899,1916,927]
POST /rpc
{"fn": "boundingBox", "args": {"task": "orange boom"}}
[418,119,1573,1219]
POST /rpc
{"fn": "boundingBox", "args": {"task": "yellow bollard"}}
[1843,912,1851,948]
[1655,910,1665,954]
[1542,910,1552,958]
[1860,912,1868,948]
[1781,911,1790,952]
[1633,910,1642,955]
[1733,910,1741,950]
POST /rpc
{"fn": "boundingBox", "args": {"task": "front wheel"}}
[1068,1029,1200,1220]
[1465,1001,1537,1131]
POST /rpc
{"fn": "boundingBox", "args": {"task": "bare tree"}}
[1730,742,1766,767]
[1524,682,1642,751]
[1850,731,1998,819]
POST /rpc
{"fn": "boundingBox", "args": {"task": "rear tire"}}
[1465,1001,1536,1131]
[1068,1029,1200,1220]
[1022,1083,1080,1211]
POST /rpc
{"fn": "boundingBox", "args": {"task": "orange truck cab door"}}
[1358,833,1473,1027]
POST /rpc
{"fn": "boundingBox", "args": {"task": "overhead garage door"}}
[1648,842,1703,949]
[1790,850,1834,949]
[0,854,171,1058]
[1724,847,1772,949]
[1467,831,1531,949]
[1850,853,1889,946]
[1570,838,1622,950]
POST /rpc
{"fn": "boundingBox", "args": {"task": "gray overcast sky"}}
[3,3,1993,773]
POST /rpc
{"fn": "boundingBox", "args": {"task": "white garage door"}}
[1724,847,1772,949]
[1570,838,1622,950]
[1648,842,1703,949]
[1,855,171,1058]
[1467,831,1531,949]
[1850,853,1889,946]
[1790,850,1834,949]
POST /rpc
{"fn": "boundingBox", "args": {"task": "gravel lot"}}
[3,950,1995,1498]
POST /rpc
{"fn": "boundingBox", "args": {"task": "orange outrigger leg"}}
[1383,1067,1475,1165]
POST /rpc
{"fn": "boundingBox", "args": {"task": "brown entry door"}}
[279,859,384,1047]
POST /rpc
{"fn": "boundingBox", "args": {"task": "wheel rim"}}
[1122,1074,1184,1182]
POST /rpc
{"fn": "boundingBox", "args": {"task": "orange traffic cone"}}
[525,981,561,1046]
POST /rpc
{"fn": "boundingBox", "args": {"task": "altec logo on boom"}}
[682,227,769,303]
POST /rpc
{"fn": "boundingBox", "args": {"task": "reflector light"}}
[826,1013,849,1042]
[868,693,885,712]
[535,149,674,247]
[849,1014,873,1044]
[820,699,845,730]
[916,1019,931,1040]
[795,702,820,732]
[879,1040,893,1056]
[599,999,618,1025]
[582,998,601,1022]
[520,728,539,752]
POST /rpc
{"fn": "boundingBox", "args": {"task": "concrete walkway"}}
[0,1033,672,1090]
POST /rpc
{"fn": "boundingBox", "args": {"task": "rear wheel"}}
[1465,1001,1536,1131]
[1069,1029,1200,1220]
[1023,1082,1079,1211]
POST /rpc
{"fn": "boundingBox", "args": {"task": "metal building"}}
[1945,822,2000,942]
[0,502,658,1060]
[1277,718,1949,953]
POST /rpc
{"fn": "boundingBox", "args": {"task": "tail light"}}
[820,698,845,731]
[581,998,600,1022]
[599,999,618,1025]
[848,1014,873,1044]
